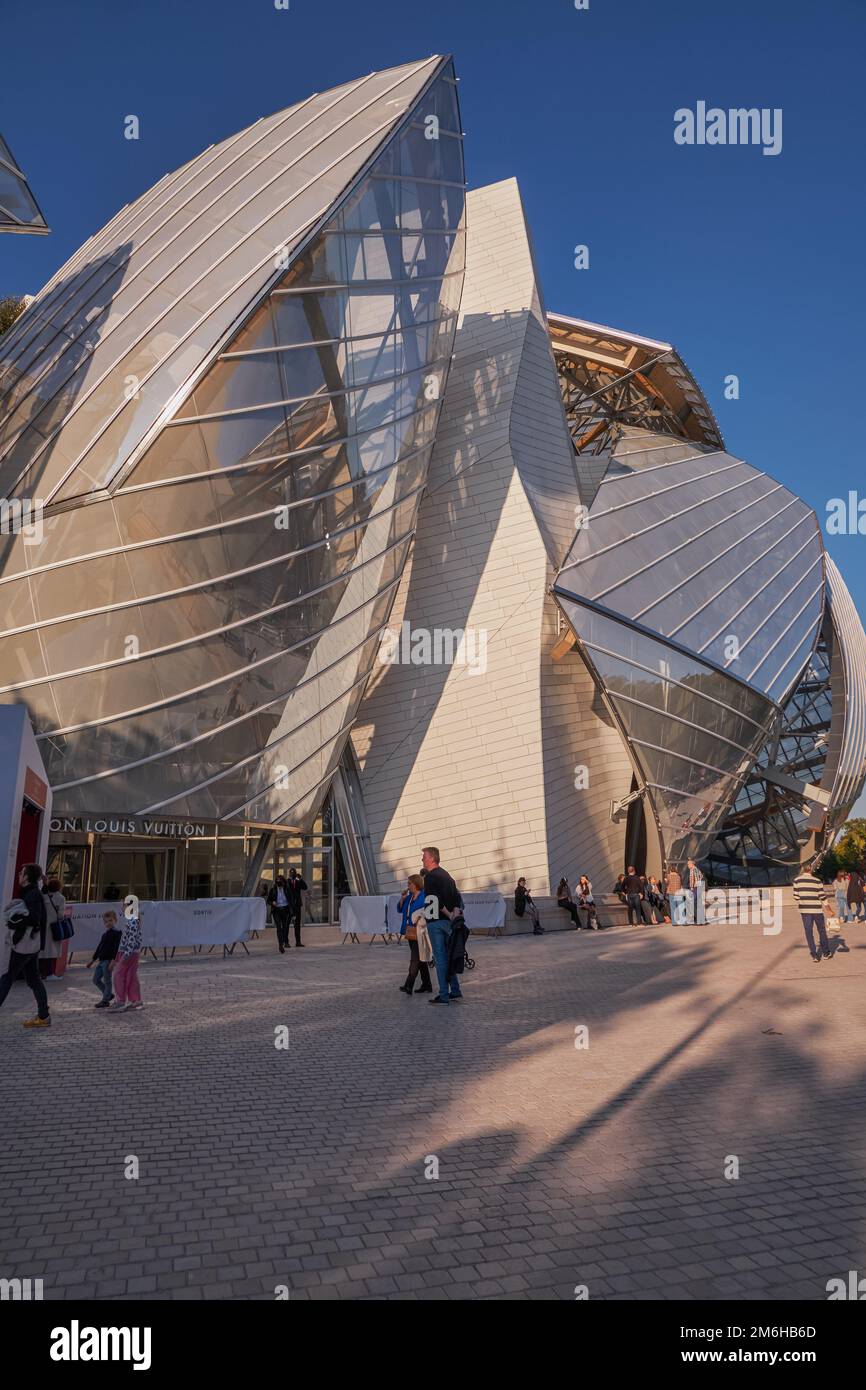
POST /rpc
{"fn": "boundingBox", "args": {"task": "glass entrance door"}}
[45,844,90,902]
[97,848,173,902]
[273,845,332,923]
[302,846,332,925]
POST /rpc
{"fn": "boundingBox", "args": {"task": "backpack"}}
[4,898,41,953]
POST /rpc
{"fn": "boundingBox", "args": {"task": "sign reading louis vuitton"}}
[50,816,212,838]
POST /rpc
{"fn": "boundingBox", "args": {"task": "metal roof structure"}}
[0,131,49,234]
[547,311,723,458]
[0,57,444,506]
[555,430,825,707]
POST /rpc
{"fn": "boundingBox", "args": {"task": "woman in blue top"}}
[397,874,432,996]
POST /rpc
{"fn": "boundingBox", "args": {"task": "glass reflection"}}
[29,63,465,825]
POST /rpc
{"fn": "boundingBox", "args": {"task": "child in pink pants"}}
[109,896,143,1011]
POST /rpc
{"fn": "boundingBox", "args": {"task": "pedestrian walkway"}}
[1,914,864,1300]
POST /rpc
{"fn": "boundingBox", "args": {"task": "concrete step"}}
[498,894,629,935]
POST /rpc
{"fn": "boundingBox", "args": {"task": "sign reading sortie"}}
[50,816,212,838]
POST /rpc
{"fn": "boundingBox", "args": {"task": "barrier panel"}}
[67,898,265,951]
[340,893,506,941]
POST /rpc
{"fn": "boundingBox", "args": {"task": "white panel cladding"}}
[352,179,632,893]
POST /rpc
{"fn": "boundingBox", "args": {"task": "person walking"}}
[686,858,706,924]
[622,866,648,925]
[577,876,600,928]
[846,868,866,922]
[86,910,122,1008]
[397,874,433,995]
[0,863,51,1028]
[555,877,582,928]
[793,861,832,962]
[109,894,144,1011]
[40,875,65,979]
[514,878,544,934]
[666,865,686,923]
[421,847,463,1004]
[287,868,308,947]
[268,876,292,953]
[833,871,851,923]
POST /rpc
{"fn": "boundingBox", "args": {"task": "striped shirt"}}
[792,873,825,913]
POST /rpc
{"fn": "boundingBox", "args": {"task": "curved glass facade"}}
[550,348,866,882]
[3,81,863,898]
[0,59,465,829]
[0,58,448,501]
[556,596,775,867]
[556,432,825,706]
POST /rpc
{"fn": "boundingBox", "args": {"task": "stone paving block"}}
[1,924,863,1301]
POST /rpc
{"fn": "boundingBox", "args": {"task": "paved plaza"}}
[2,913,865,1301]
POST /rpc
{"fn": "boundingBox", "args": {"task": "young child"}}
[109,894,143,1012]
[86,910,121,1008]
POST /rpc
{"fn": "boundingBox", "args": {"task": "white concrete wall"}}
[352,179,633,895]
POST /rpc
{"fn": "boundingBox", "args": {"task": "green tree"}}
[0,295,25,337]
[831,818,866,872]
[816,848,840,881]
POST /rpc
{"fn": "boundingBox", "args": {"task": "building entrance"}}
[95,846,175,902]
[273,844,332,924]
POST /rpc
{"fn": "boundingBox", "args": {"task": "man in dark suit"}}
[287,868,309,947]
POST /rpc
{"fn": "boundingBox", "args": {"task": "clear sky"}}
[3,0,865,811]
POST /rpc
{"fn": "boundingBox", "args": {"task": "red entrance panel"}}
[15,799,42,882]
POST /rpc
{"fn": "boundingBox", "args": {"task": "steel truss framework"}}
[555,351,689,455]
[546,312,723,460]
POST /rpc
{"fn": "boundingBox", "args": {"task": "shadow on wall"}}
[357,308,542,887]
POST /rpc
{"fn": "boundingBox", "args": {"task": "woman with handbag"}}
[398,874,432,995]
[40,877,66,978]
[0,863,51,1027]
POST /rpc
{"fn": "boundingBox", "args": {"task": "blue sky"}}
[3,0,864,766]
